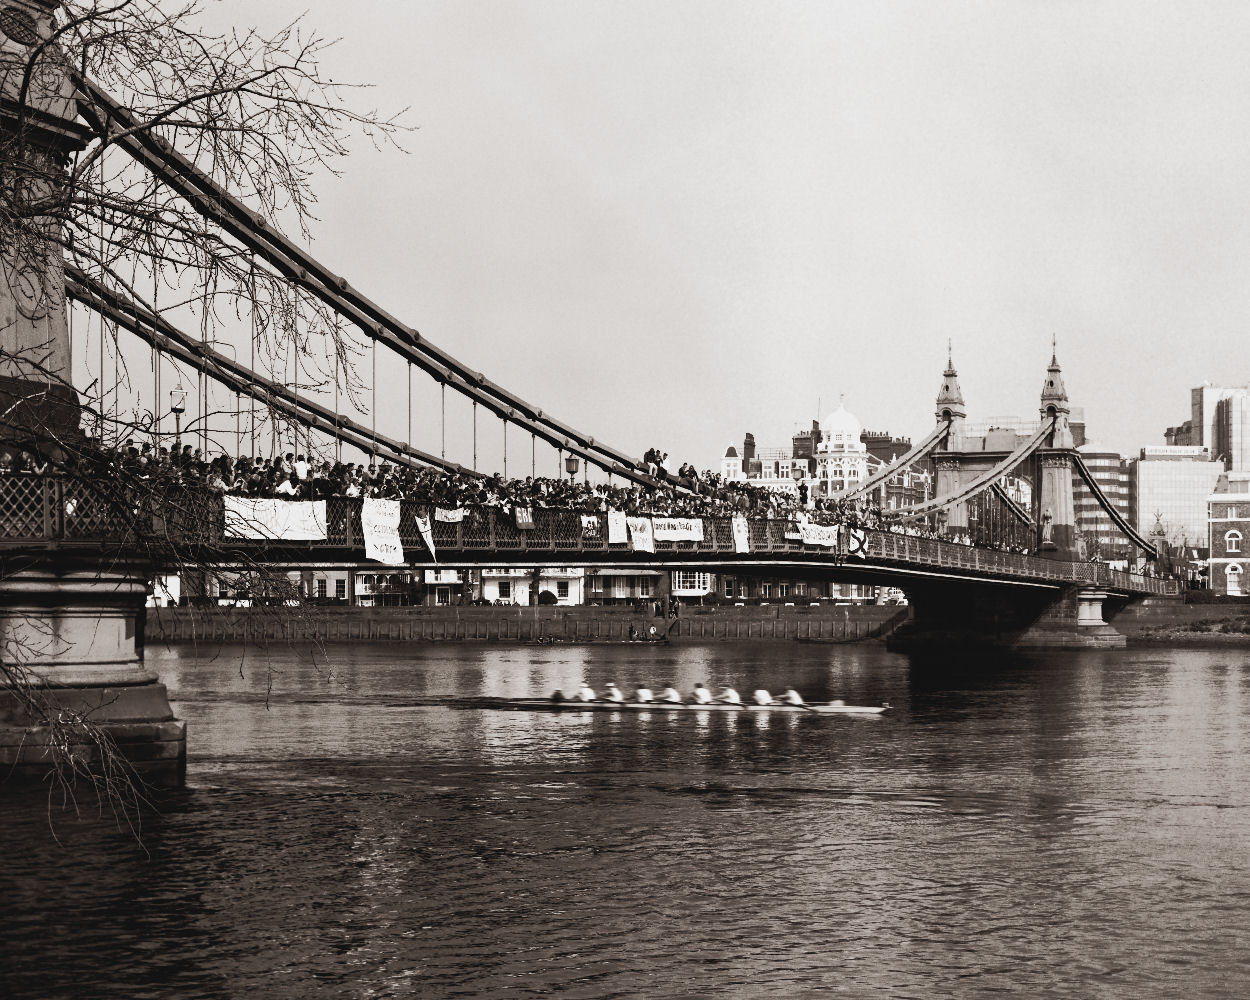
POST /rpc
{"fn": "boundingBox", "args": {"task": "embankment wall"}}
[147,604,910,645]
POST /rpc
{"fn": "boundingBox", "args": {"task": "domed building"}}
[813,402,868,496]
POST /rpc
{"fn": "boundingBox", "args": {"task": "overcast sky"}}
[185,0,1248,470]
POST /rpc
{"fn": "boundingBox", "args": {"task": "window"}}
[557,581,569,599]
[762,583,773,598]
[673,571,709,592]
[218,583,228,599]
[725,577,736,598]
[335,579,346,599]
[778,583,789,598]
[794,582,807,597]
[316,579,327,598]
[589,575,602,592]
[498,580,512,600]
[1226,530,1243,554]
[638,577,651,597]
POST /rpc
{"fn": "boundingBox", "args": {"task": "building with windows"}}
[721,402,930,504]
[1074,446,1131,556]
[1130,446,1223,548]
[1208,471,1250,596]
[479,568,584,606]
[1166,383,1250,470]
[585,569,660,605]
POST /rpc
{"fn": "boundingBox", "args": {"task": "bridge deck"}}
[0,476,1176,596]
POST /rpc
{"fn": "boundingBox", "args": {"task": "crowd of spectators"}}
[8,437,1035,553]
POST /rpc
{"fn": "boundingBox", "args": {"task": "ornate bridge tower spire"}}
[934,340,966,447]
[933,342,967,532]
[1037,340,1077,556]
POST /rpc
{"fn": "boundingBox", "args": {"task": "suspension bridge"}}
[0,5,1175,784]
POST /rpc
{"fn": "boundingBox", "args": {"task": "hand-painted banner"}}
[627,516,655,553]
[800,522,840,548]
[580,514,602,538]
[361,498,404,565]
[415,514,436,561]
[652,517,704,542]
[224,497,326,540]
[434,507,466,523]
[607,509,628,545]
[514,506,535,530]
[847,527,868,558]
[731,515,750,553]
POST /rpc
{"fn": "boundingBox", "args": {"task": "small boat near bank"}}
[484,698,890,716]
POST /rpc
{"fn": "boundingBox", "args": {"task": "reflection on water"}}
[2,640,1249,999]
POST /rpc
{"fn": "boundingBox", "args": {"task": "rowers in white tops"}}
[716,686,742,706]
[574,683,596,702]
[690,683,713,704]
[634,685,654,704]
[658,685,682,703]
[603,682,625,703]
[752,688,774,706]
[778,687,806,706]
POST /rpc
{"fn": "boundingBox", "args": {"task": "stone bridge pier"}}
[888,579,1127,650]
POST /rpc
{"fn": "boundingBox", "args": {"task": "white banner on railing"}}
[434,507,465,523]
[652,517,704,542]
[607,509,628,545]
[224,497,326,540]
[361,498,404,565]
[800,522,839,548]
[414,514,436,561]
[580,514,602,538]
[732,515,750,553]
[627,516,655,553]
[847,527,868,558]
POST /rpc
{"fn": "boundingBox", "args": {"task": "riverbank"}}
[147,603,910,645]
[1111,598,1250,646]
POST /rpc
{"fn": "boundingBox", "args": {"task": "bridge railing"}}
[0,476,1179,595]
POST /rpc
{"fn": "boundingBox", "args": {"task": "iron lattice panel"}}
[62,479,127,539]
[550,510,584,549]
[461,510,491,549]
[0,474,50,540]
[492,513,524,550]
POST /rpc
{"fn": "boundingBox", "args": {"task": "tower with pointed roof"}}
[1037,340,1077,556]
[934,340,966,441]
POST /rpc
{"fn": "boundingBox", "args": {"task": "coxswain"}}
[778,687,806,706]
[658,683,683,703]
[574,682,596,702]
[752,688,774,706]
[690,682,713,704]
[635,684,654,704]
[603,682,625,703]
[715,685,742,706]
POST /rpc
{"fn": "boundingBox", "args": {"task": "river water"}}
[2,640,1248,999]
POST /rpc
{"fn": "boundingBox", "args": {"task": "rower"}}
[715,686,742,706]
[690,682,713,705]
[658,683,682,703]
[751,688,774,706]
[574,682,596,702]
[778,686,806,706]
[635,684,654,704]
[603,682,625,703]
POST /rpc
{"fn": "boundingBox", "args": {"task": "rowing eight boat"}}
[491,698,890,715]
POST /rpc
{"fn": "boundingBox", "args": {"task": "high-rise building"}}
[1130,446,1223,548]
[1074,446,1130,555]
[1166,383,1250,469]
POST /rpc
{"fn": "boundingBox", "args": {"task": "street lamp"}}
[170,382,187,448]
[565,454,580,480]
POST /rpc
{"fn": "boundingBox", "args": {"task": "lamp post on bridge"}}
[170,382,187,451]
[565,454,579,481]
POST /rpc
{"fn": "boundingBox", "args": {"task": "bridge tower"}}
[0,2,185,785]
[932,344,969,533]
[1036,344,1078,558]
